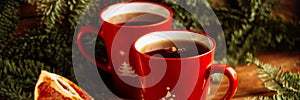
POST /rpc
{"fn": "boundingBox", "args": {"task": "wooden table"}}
[210,50,300,100]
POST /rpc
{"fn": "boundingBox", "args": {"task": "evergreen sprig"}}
[213,0,300,66]
[1,32,73,73]
[246,54,300,100]
[34,0,90,32]
[0,58,56,99]
[0,32,77,99]
[0,0,92,99]
[0,0,20,40]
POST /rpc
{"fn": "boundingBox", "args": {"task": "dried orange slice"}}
[34,70,94,100]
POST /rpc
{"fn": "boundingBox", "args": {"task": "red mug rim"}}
[133,30,216,60]
[99,1,174,28]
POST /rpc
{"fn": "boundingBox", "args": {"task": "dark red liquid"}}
[142,40,210,58]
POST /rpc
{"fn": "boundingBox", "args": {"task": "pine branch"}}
[0,0,20,40]
[246,54,283,91]
[0,58,57,99]
[212,0,300,66]
[36,0,68,32]
[0,27,76,85]
[246,54,300,99]
[0,0,100,98]
[246,96,273,100]
[36,0,90,33]
[160,0,203,31]
[278,72,300,95]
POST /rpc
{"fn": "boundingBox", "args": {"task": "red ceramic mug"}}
[131,31,238,99]
[76,1,173,99]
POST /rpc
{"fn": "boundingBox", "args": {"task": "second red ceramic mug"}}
[131,31,238,99]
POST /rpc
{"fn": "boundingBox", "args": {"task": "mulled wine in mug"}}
[76,1,173,99]
[131,31,238,99]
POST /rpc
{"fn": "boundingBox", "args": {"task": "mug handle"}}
[205,64,238,100]
[76,25,110,72]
